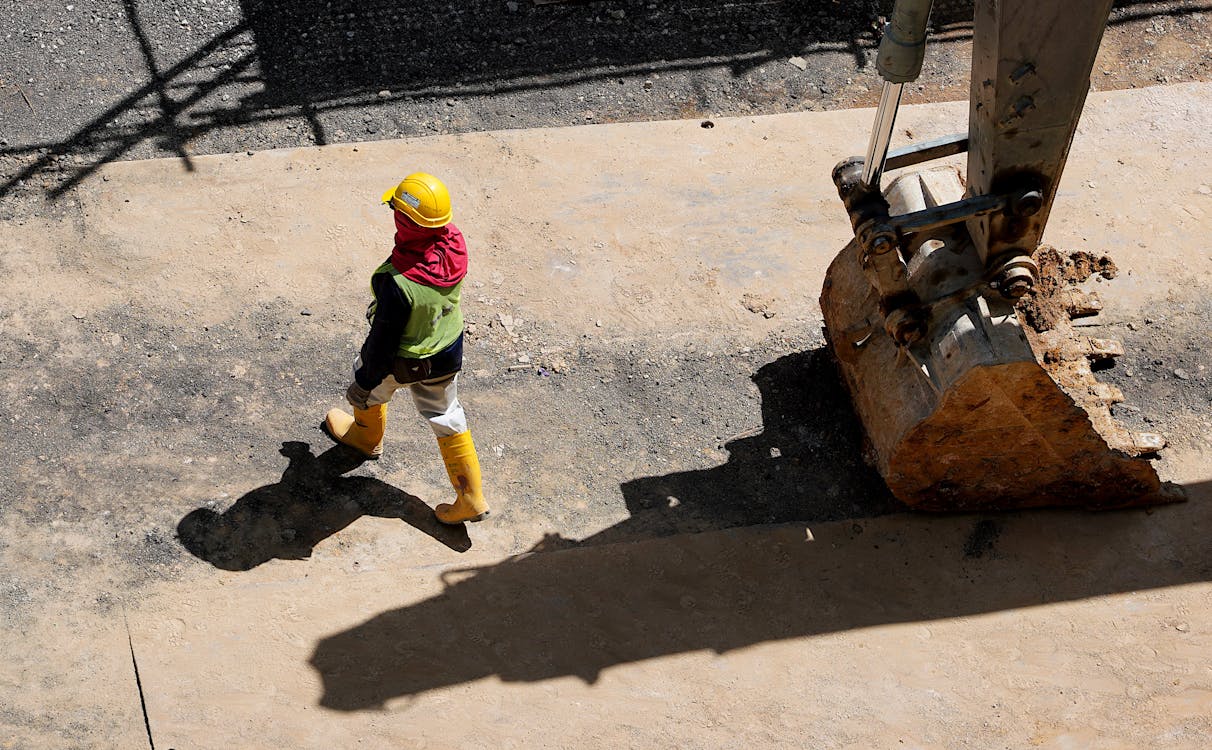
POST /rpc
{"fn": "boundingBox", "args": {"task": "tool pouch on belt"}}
[392,357,434,384]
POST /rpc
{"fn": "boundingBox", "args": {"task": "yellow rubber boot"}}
[434,431,490,524]
[323,404,387,459]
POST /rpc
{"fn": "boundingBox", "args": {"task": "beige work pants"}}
[355,358,468,438]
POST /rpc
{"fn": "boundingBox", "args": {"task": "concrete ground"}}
[2,84,1211,748]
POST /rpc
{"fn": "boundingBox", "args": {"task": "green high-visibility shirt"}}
[368,260,464,358]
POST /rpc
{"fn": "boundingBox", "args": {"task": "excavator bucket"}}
[820,169,1173,511]
[818,0,1180,511]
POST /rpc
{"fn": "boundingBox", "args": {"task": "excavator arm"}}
[819,0,1176,510]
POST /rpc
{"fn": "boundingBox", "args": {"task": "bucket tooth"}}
[1104,429,1167,457]
[1063,288,1104,318]
[1089,382,1125,406]
[1131,432,1167,454]
[1084,337,1124,361]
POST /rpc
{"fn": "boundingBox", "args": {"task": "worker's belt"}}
[391,333,463,384]
[392,356,434,384]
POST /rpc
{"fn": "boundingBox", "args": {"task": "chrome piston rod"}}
[860,81,905,188]
[861,0,932,188]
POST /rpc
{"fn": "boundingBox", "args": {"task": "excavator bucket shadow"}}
[819,168,1181,512]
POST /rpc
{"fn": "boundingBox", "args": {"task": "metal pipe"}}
[861,81,904,188]
[877,0,936,83]
[884,132,968,172]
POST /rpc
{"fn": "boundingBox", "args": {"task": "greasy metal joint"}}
[884,306,927,346]
[990,253,1039,299]
[834,157,892,233]
[1009,189,1044,218]
[864,226,899,255]
[834,156,924,343]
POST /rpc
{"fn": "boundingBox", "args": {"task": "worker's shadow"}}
[177,441,470,571]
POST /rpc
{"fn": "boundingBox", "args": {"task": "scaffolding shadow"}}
[2,0,1201,202]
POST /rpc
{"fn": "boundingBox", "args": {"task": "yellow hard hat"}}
[380,172,452,228]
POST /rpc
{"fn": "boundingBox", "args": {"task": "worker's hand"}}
[345,382,372,410]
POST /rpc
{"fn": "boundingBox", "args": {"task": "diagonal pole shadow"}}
[2,1,1203,202]
[177,441,469,571]
[122,0,195,172]
[0,22,252,201]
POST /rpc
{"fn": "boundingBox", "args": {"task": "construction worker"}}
[322,172,489,525]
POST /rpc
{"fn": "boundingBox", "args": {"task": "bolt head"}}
[885,309,925,346]
[1012,190,1044,217]
[1004,279,1033,298]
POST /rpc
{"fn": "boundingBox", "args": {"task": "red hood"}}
[390,212,468,288]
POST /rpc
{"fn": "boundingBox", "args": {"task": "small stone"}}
[72,310,86,320]
[1086,180,1098,189]
[788,56,808,70]
[1175,622,1190,632]
[1173,368,1190,380]
[377,89,391,98]
[299,309,312,316]
[496,312,517,336]
[506,1,518,10]
[608,8,625,19]
[1198,185,1211,195]
[518,353,531,364]
[595,319,603,327]
[584,111,595,120]
[769,447,782,458]
[446,99,456,107]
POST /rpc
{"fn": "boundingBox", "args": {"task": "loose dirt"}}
[1,79,1210,748]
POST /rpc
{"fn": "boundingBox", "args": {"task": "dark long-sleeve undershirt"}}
[354,271,411,390]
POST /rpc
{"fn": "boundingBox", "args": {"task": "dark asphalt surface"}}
[1,0,1209,205]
